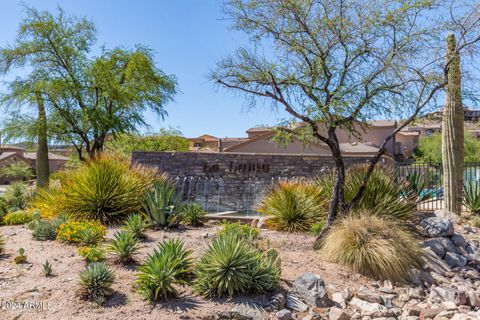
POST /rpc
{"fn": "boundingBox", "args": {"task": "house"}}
[424,107,480,122]
[188,135,248,152]
[0,145,69,184]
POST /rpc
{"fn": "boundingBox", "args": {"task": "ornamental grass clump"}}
[79,262,115,304]
[108,231,140,264]
[136,239,192,301]
[321,212,423,282]
[33,155,159,224]
[194,232,280,298]
[258,179,326,232]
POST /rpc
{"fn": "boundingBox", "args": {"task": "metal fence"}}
[396,161,480,211]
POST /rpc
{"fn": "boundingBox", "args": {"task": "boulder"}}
[349,297,387,316]
[286,293,309,312]
[231,302,269,320]
[451,234,468,249]
[329,307,351,320]
[332,292,347,309]
[355,286,383,304]
[444,252,468,268]
[424,238,447,258]
[420,217,454,237]
[274,309,292,320]
[293,273,329,307]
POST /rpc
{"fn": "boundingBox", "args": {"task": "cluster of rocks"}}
[204,215,480,320]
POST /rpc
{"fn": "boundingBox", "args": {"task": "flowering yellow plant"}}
[56,220,106,243]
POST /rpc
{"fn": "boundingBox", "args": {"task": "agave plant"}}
[143,180,180,229]
[123,214,148,239]
[79,228,104,246]
[180,203,207,227]
[79,262,115,304]
[136,239,192,301]
[42,260,53,277]
[107,231,140,264]
[32,220,57,241]
[404,171,441,203]
[464,181,480,214]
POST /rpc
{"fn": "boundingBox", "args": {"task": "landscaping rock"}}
[425,238,447,258]
[420,217,454,237]
[349,297,387,316]
[467,290,480,307]
[286,293,309,312]
[293,273,329,307]
[265,292,286,311]
[355,286,382,304]
[452,234,468,248]
[329,307,351,320]
[444,252,468,268]
[231,302,269,320]
[274,309,292,320]
[332,292,347,309]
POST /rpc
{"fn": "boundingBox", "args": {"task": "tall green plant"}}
[442,33,464,214]
[143,180,180,228]
[464,181,480,214]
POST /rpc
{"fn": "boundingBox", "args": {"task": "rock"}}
[444,252,468,268]
[349,297,387,316]
[293,273,329,307]
[332,292,347,308]
[429,286,456,303]
[421,306,448,319]
[231,302,268,320]
[441,300,457,310]
[301,311,322,320]
[464,269,480,280]
[274,309,292,320]
[420,217,454,237]
[434,310,456,319]
[451,234,468,248]
[329,307,351,320]
[467,290,480,307]
[265,292,286,311]
[425,238,447,258]
[286,293,309,312]
[355,286,383,304]
[423,248,452,276]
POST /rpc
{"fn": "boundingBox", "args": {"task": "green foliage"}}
[464,181,480,214]
[217,221,260,242]
[0,197,8,222]
[107,133,189,155]
[310,221,325,236]
[4,182,30,211]
[143,180,180,229]
[404,171,440,203]
[107,231,140,264]
[318,165,415,220]
[34,156,157,224]
[56,220,106,243]
[14,247,27,264]
[136,239,192,301]
[0,232,5,255]
[123,214,148,239]
[321,213,423,282]
[414,132,480,162]
[78,246,106,263]
[180,203,207,226]
[258,179,326,232]
[0,161,34,180]
[79,262,115,304]
[32,220,56,241]
[194,233,280,298]
[42,260,53,277]
[2,210,33,225]
[78,228,104,246]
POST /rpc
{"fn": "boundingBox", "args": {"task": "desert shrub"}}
[180,203,206,226]
[0,161,34,180]
[78,228,104,246]
[464,181,480,215]
[79,262,115,304]
[4,181,31,211]
[0,197,8,222]
[106,132,189,155]
[321,213,423,282]
[56,220,106,243]
[470,216,480,228]
[310,221,325,236]
[143,179,181,229]
[107,231,140,264]
[78,246,106,262]
[0,232,5,255]
[123,213,148,239]
[32,155,158,224]
[217,221,260,242]
[317,165,415,220]
[136,239,192,301]
[2,210,32,225]
[258,179,326,232]
[32,220,57,241]
[194,233,280,298]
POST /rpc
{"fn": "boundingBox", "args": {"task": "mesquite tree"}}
[442,33,464,215]
[211,0,480,244]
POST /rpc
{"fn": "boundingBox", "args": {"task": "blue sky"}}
[0,1,281,138]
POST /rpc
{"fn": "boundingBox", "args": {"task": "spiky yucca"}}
[136,239,192,301]
[79,262,115,304]
[143,179,180,229]
[194,233,280,298]
[33,155,159,224]
[108,231,140,264]
[180,202,207,226]
[32,221,56,241]
[463,181,480,215]
[321,213,423,282]
[258,179,326,232]
[123,213,148,239]
[79,228,104,246]
[42,260,53,277]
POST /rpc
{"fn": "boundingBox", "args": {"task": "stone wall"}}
[132,151,386,212]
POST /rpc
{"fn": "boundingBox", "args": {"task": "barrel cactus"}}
[442,32,464,214]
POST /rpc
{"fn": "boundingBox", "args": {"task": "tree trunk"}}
[442,33,464,215]
[35,91,50,188]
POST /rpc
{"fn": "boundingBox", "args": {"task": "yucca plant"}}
[258,179,326,232]
[464,181,480,214]
[180,202,207,226]
[4,181,31,211]
[194,233,280,298]
[32,220,57,241]
[217,221,260,242]
[79,228,104,246]
[42,260,53,277]
[107,231,140,264]
[404,171,441,203]
[136,239,192,301]
[123,214,148,239]
[79,262,115,304]
[143,180,180,229]
[321,212,423,282]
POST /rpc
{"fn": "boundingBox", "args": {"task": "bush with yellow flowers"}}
[56,220,106,243]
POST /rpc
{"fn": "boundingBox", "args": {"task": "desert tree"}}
[0,6,177,161]
[211,0,480,244]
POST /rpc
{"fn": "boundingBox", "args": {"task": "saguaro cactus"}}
[442,33,464,214]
